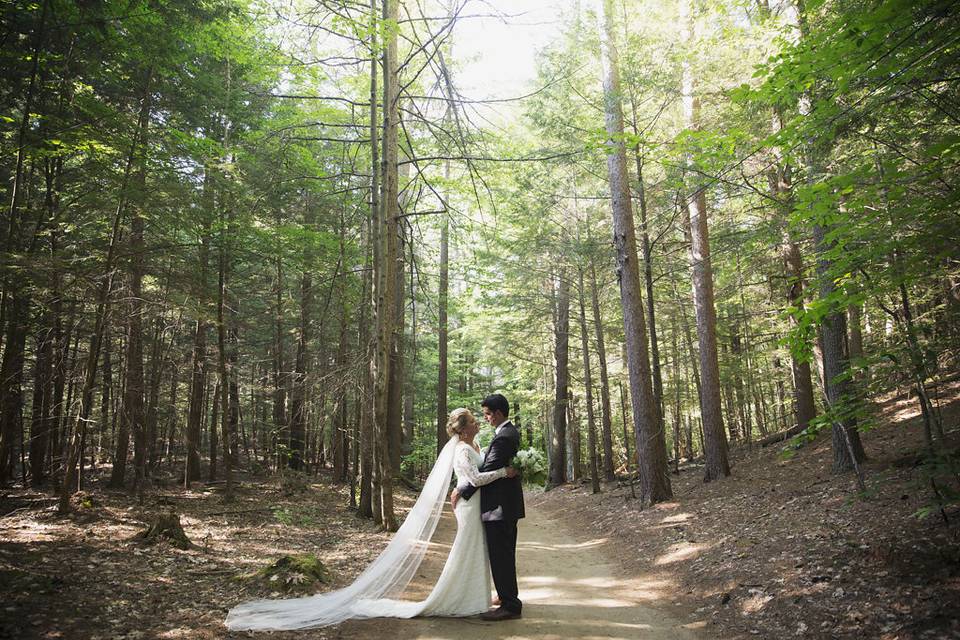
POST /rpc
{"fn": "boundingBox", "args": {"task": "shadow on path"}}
[338,500,705,640]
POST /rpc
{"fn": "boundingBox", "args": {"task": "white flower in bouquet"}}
[509,447,547,486]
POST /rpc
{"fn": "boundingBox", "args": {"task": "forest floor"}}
[0,382,957,640]
[0,465,699,640]
[531,381,960,640]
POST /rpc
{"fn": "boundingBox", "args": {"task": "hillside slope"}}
[530,384,960,639]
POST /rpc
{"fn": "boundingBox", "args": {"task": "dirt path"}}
[336,500,704,640]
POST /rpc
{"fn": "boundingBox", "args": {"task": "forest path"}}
[337,499,705,640]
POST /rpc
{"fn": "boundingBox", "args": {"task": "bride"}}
[225,408,517,630]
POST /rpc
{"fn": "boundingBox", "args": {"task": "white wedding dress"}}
[355,442,505,617]
[225,437,505,630]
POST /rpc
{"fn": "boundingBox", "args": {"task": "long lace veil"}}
[225,434,461,630]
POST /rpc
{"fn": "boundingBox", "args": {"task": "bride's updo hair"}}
[446,408,474,438]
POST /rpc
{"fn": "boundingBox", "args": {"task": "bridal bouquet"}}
[509,447,547,487]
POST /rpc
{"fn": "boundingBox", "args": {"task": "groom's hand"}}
[449,488,460,509]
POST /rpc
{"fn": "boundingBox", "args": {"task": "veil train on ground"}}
[224,434,460,631]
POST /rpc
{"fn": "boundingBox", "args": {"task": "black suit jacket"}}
[459,422,525,521]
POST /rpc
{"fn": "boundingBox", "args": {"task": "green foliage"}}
[271,504,320,527]
[401,427,442,479]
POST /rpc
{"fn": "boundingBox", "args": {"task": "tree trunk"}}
[387,226,405,475]
[271,256,287,470]
[681,0,730,481]
[579,269,602,493]
[784,236,818,431]
[374,0,399,531]
[770,114,818,434]
[333,235,350,483]
[618,381,636,498]
[125,156,149,494]
[359,6,378,517]
[401,236,416,471]
[631,145,665,432]
[216,222,233,498]
[0,293,29,482]
[436,190,449,455]
[590,264,616,481]
[97,329,112,467]
[596,0,672,503]
[548,274,569,487]
[185,172,212,485]
[208,381,219,481]
[29,325,54,486]
[215,154,234,499]
[671,319,682,470]
[145,315,165,473]
[289,214,312,472]
[814,223,867,473]
[568,391,582,481]
[162,357,178,469]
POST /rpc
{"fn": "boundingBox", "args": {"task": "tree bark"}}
[632,145,665,432]
[548,274,569,487]
[436,176,450,456]
[596,0,672,503]
[783,233,818,431]
[359,0,378,517]
[568,391,581,481]
[769,108,818,434]
[145,314,166,473]
[185,170,213,485]
[401,235,416,471]
[579,269,602,493]
[333,219,350,483]
[118,147,150,493]
[208,381,219,481]
[272,256,286,470]
[387,226,405,475]
[0,294,29,482]
[374,0,399,530]
[813,223,867,473]
[590,265,616,482]
[216,217,234,498]
[289,203,314,472]
[680,0,729,481]
[29,325,54,486]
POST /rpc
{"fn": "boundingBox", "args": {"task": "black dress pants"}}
[484,518,521,613]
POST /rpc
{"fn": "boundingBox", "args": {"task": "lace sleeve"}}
[455,445,507,487]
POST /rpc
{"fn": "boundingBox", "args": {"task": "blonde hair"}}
[446,408,475,438]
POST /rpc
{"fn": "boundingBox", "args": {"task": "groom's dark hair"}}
[481,393,510,418]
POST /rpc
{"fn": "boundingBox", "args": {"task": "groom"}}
[451,393,524,621]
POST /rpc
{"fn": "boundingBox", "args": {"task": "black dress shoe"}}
[480,607,522,621]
